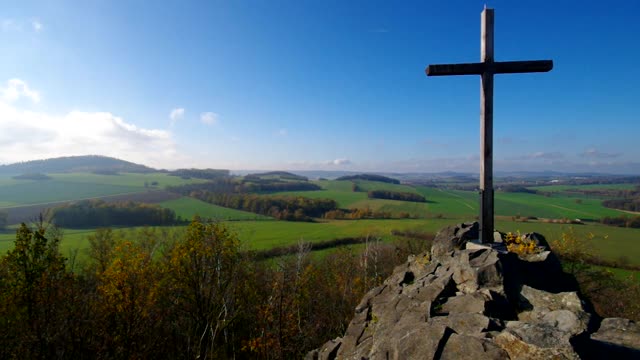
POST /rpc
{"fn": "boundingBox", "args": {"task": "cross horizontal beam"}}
[426,60,553,76]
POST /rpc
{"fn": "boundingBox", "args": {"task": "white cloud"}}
[200,112,218,125]
[31,19,43,32]
[169,107,184,125]
[331,158,351,165]
[1,79,40,103]
[277,128,287,136]
[0,79,187,168]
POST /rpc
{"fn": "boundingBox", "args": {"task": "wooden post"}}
[425,8,552,244]
[480,8,494,243]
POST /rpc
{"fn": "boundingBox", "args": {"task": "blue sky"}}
[1,0,639,173]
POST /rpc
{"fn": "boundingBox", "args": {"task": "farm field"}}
[49,172,208,188]
[160,197,271,221]
[273,182,627,220]
[528,183,637,193]
[2,217,639,267]
[493,192,625,220]
[1,171,638,270]
[0,172,204,207]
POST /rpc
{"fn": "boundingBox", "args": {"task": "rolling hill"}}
[0,155,156,175]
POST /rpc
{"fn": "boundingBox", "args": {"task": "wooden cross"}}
[425,8,553,243]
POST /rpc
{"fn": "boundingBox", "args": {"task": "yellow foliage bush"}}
[504,231,540,255]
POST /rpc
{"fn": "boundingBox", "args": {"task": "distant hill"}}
[336,173,400,184]
[245,171,308,181]
[169,168,230,180]
[0,155,156,175]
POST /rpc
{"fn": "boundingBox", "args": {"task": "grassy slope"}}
[1,176,639,269]
[494,192,625,220]
[528,184,637,193]
[160,197,271,221]
[1,219,639,266]
[0,173,206,207]
[49,172,208,188]
[272,180,366,207]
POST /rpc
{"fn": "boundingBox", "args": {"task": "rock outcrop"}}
[307,222,640,360]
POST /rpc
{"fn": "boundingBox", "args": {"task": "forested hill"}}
[0,155,156,175]
[336,173,400,184]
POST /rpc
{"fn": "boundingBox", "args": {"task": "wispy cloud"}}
[31,19,43,32]
[2,18,43,33]
[1,19,21,32]
[285,158,354,170]
[200,112,218,125]
[580,148,620,159]
[1,78,40,104]
[507,151,564,160]
[169,107,185,126]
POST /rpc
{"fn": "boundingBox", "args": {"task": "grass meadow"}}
[0,172,206,207]
[1,174,638,271]
[160,197,271,221]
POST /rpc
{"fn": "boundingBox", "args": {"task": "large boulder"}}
[431,222,479,261]
[307,223,639,360]
[590,318,640,358]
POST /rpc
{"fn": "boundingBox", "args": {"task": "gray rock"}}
[430,313,493,335]
[440,333,510,360]
[494,330,580,359]
[305,338,341,360]
[451,249,503,294]
[591,318,640,357]
[440,292,489,314]
[431,222,479,261]
[505,320,575,348]
[308,223,637,360]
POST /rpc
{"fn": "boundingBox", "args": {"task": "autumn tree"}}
[95,240,164,358]
[164,217,248,359]
[0,222,71,358]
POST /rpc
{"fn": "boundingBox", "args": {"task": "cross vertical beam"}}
[425,7,552,244]
[480,8,494,244]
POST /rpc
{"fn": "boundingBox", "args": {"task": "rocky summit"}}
[307,222,640,360]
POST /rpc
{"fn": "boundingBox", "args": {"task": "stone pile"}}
[307,222,640,359]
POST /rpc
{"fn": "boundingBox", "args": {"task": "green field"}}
[352,180,420,194]
[275,181,628,221]
[160,197,271,221]
[0,181,142,207]
[0,172,205,207]
[528,183,637,193]
[49,172,207,188]
[1,174,639,271]
[2,217,639,267]
[494,192,625,220]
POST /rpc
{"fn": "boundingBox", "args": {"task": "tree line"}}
[191,191,337,221]
[169,168,230,180]
[602,198,640,212]
[367,190,426,202]
[240,179,321,193]
[336,174,400,184]
[167,176,321,196]
[0,218,420,359]
[51,199,179,227]
[600,215,640,228]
